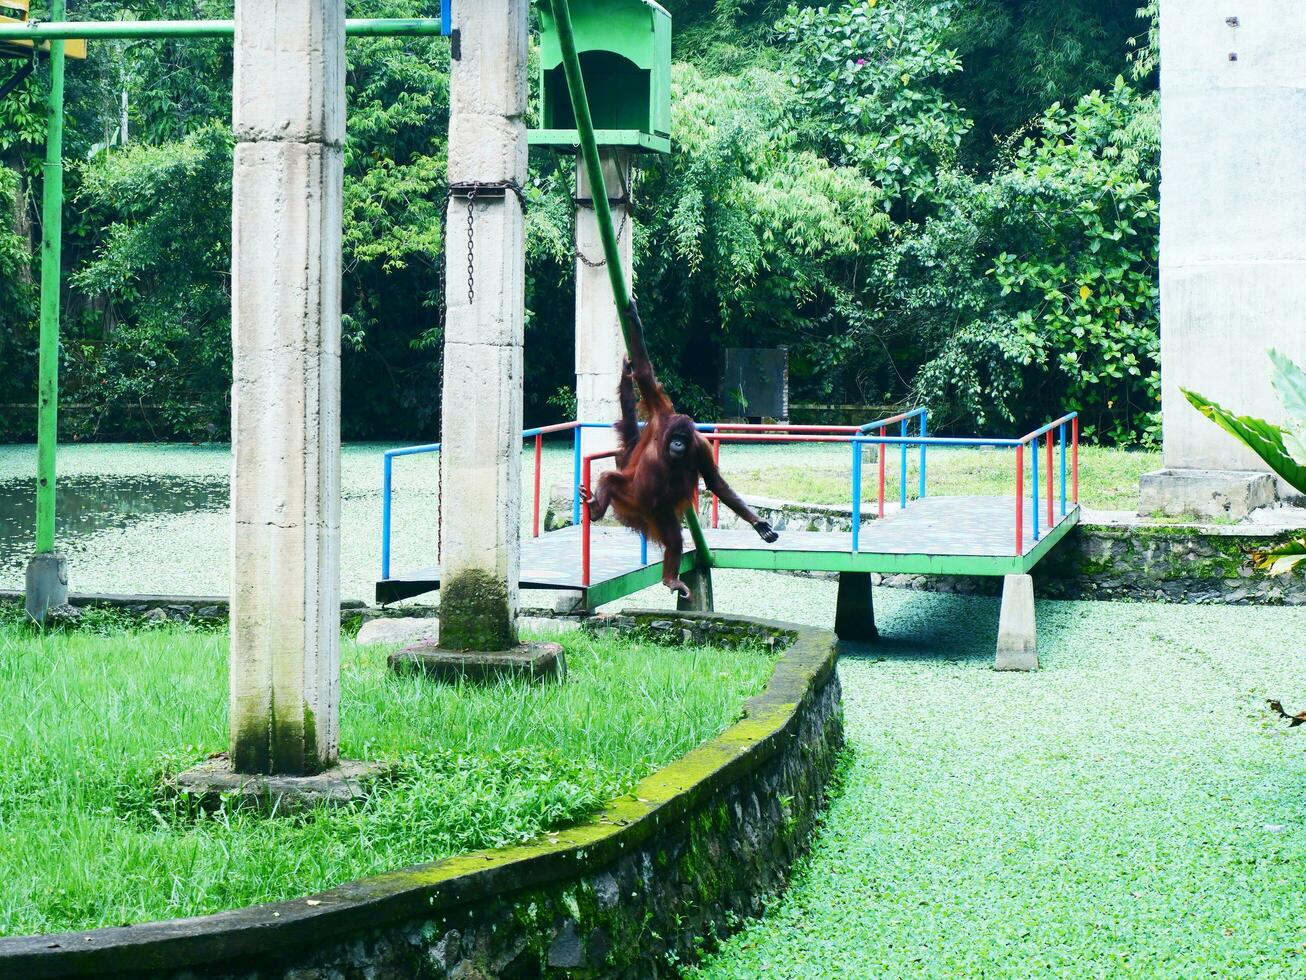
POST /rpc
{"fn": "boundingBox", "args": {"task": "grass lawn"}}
[0,610,775,936]
[724,444,1159,511]
[690,594,1306,978]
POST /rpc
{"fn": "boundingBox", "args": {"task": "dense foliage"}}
[0,0,1159,443]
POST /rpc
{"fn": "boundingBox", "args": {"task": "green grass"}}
[0,610,775,937]
[690,594,1306,978]
[727,444,1160,511]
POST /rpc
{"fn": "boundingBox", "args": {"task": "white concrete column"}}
[437,0,529,651]
[229,0,345,775]
[575,151,633,459]
[995,574,1037,672]
[1158,3,1306,478]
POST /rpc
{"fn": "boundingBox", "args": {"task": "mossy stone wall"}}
[0,612,843,979]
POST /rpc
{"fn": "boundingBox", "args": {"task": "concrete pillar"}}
[834,572,878,644]
[995,574,1037,671]
[229,0,345,775]
[575,150,633,459]
[1148,2,1306,512]
[438,0,529,651]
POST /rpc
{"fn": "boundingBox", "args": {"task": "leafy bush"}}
[913,78,1159,441]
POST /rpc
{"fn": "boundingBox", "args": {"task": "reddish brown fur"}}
[584,329,777,599]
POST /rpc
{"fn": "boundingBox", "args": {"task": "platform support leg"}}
[995,574,1038,672]
[834,571,877,643]
[677,565,714,613]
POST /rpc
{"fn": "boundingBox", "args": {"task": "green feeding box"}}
[532,0,671,154]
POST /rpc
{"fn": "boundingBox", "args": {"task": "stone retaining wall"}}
[0,612,844,979]
[876,521,1306,605]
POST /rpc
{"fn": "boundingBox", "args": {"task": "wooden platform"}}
[377,495,1080,605]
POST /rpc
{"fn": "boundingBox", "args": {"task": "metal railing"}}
[379,409,1080,583]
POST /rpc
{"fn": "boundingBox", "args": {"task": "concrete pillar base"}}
[24,552,68,625]
[389,642,567,684]
[677,566,715,613]
[1139,469,1277,521]
[171,758,391,814]
[995,574,1038,672]
[834,572,878,643]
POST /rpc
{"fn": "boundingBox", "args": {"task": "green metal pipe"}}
[547,0,713,566]
[546,0,647,368]
[0,18,447,41]
[34,0,65,556]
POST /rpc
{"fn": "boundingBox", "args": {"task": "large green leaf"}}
[1182,388,1306,494]
[1269,349,1306,424]
[1251,537,1306,577]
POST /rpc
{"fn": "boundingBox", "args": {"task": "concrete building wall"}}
[1160,3,1306,473]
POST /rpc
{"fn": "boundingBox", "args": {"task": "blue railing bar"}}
[851,442,863,553]
[385,441,442,460]
[381,454,394,580]
[859,406,927,434]
[572,427,583,526]
[851,436,1023,448]
[1032,438,1041,541]
[1020,412,1079,444]
[441,0,452,38]
[918,409,928,500]
[1059,422,1068,517]
[899,418,908,511]
[640,533,648,565]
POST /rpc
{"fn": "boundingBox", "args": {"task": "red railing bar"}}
[1015,443,1025,555]
[708,433,860,444]
[877,425,886,518]
[707,423,864,433]
[1072,416,1080,504]
[1045,433,1054,528]
[533,433,543,538]
[1018,413,1079,444]
[579,450,618,589]
[711,437,721,528]
[581,456,592,586]
[860,408,929,431]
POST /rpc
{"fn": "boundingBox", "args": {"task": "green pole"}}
[0,18,449,42]
[546,0,647,367]
[35,0,66,556]
[546,0,712,565]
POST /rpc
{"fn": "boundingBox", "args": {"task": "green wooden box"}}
[532,0,672,154]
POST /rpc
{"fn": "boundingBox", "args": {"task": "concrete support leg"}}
[437,0,529,652]
[834,571,878,643]
[677,565,715,613]
[24,552,68,624]
[228,0,345,776]
[995,574,1038,672]
[575,150,632,458]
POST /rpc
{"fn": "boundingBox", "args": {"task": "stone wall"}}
[0,612,844,979]
[0,591,368,624]
[878,521,1306,605]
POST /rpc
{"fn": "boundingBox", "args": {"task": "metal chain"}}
[575,205,628,268]
[444,181,527,306]
[435,181,526,562]
[465,186,477,303]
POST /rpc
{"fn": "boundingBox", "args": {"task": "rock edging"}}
[0,611,844,979]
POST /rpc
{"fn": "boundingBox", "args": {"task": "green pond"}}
[0,441,854,605]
